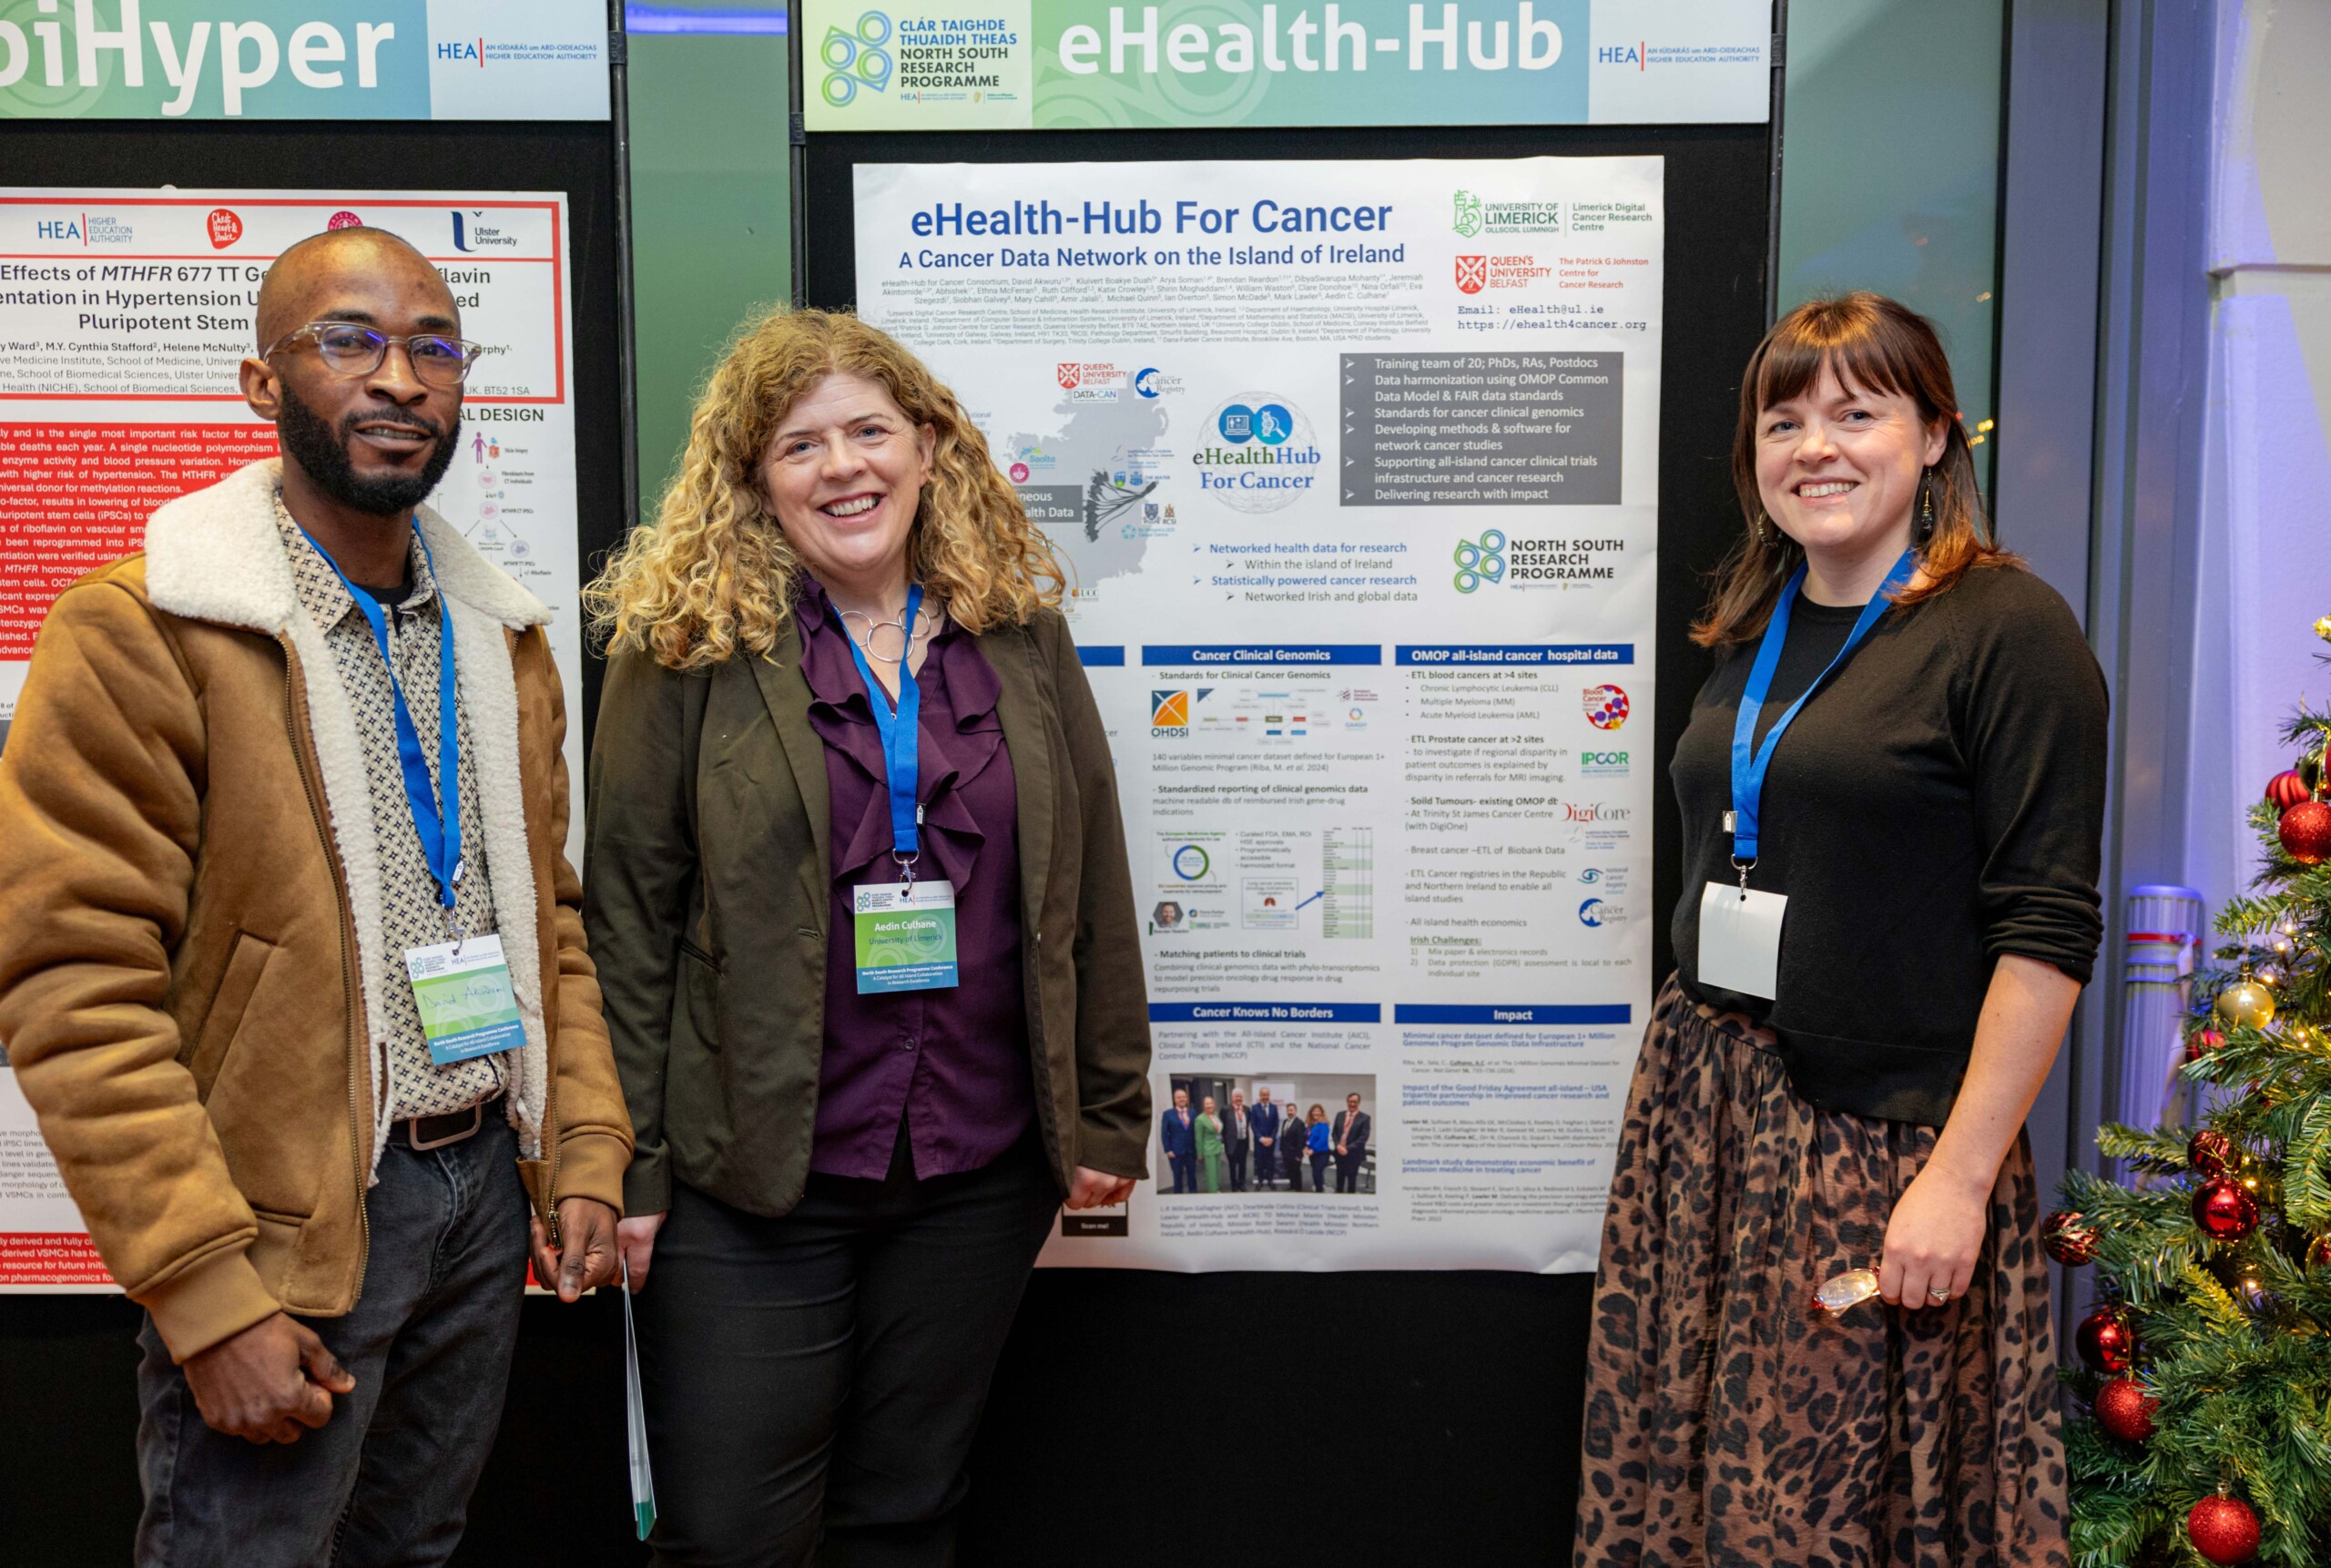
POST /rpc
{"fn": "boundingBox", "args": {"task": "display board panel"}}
[0,185,585,1290]
[854,155,1662,1271]
[0,1,611,120]
[803,0,1769,130]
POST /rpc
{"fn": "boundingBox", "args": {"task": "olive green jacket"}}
[585,607,1152,1217]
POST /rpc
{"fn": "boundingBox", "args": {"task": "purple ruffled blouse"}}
[798,579,1034,1180]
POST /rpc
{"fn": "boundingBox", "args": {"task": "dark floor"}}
[2,1268,1590,1566]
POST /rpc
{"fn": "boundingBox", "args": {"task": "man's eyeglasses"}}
[262,321,484,389]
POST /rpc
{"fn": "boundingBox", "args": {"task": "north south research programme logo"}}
[1193,393,1320,514]
[1453,530,1507,593]
[1583,684,1630,729]
[821,11,893,106]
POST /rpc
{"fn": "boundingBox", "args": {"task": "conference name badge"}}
[853,878,960,994]
[403,935,526,1065]
[1696,882,1786,1001]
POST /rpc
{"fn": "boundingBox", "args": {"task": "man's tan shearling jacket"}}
[0,460,630,1361]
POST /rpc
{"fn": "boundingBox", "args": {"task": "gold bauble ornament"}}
[2217,979,2277,1029]
[2315,613,2331,643]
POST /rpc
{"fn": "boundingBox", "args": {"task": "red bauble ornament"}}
[2193,1176,2262,1241]
[2093,1376,2157,1442]
[2188,1128,2238,1176]
[2280,798,2331,864]
[2187,1027,2227,1064]
[2266,769,2312,809]
[2186,1494,2262,1565]
[2074,1305,2138,1373]
[2042,1209,2100,1266]
[2311,1234,2331,1270]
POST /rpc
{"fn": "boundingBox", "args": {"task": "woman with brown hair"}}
[1573,292,2105,1567]
[584,308,1151,1565]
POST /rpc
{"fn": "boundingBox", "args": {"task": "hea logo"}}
[822,11,895,106]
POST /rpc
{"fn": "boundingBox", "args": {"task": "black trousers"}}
[636,1132,1060,1568]
[1336,1152,1364,1193]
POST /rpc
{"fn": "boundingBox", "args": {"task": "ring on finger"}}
[1927,1286,1951,1301]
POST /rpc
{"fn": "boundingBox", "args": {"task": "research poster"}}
[0,188,583,1288]
[855,157,1661,1271]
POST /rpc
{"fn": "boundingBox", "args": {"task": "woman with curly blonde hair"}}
[583,308,1152,1567]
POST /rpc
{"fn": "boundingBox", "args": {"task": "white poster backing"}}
[855,157,1663,1272]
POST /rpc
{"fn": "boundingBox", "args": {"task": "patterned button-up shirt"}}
[276,495,505,1119]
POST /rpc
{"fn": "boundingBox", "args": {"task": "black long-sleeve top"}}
[1671,564,2109,1125]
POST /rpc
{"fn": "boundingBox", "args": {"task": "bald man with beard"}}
[0,225,631,1567]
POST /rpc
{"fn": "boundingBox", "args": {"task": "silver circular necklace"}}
[837,599,936,666]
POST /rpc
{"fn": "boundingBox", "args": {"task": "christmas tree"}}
[2056,615,2331,1567]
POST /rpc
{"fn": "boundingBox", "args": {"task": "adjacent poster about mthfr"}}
[854,156,1662,1272]
[0,188,583,1289]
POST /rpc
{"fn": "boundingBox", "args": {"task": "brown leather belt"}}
[392,1095,504,1151]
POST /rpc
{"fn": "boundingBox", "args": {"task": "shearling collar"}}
[144,457,549,635]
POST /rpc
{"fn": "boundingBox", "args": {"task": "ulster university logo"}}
[1455,255,1488,294]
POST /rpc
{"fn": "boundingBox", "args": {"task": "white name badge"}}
[403,934,526,1065]
[1696,882,1788,1000]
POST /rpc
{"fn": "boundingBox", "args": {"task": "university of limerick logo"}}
[821,11,893,107]
[1453,190,1483,238]
[1452,530,1506,593]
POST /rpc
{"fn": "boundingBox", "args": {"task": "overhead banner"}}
[805,0,1766,130]
[855,157,1661,1271]
[0,2,609,120]
[0,188,584,1288]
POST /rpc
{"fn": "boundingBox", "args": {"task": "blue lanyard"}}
[299,525,464,911]
[1728,550,1915,867]
[840,582,926,877]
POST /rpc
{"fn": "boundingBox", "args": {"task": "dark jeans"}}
[135,1115,528,1568]
[636,1131,1060,1568]
[1167,1151,1196,1193]
[1336,1152,1365,1193]
[1310,1150,1330,1190]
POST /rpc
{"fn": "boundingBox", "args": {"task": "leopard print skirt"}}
[1572,978,2068,1568]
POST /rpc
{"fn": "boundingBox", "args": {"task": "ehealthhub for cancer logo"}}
[822,11,894,106]
[1192,392,1319,514]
